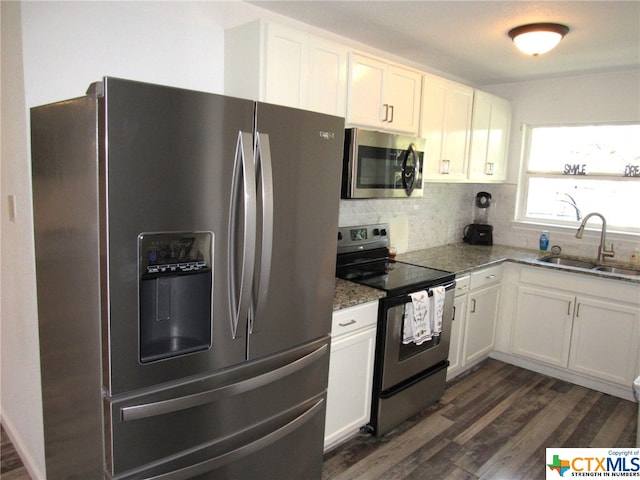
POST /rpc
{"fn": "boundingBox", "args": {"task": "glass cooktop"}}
[338,260,455,297]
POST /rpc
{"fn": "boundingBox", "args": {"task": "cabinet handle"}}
[388,105,394,123]
[452,305,456,321]
[382,104,389,122]
[486,162,494,175]
[442,159,451,174]
[576,303,581,317]
[486,274,496,280]
[470,298,476,313]
[567,301,572,316]
[338,319,357,327]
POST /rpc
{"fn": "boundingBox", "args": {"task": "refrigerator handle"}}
[228,131,257,339]
[250,133,274,333]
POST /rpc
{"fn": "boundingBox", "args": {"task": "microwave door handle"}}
[402,144,417,196]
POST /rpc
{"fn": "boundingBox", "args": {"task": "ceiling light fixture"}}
[508,23,570,56]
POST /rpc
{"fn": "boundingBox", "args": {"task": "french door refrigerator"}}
[31,77,344,479]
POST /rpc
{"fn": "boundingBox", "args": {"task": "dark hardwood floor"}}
[1,426,31,479]
[323,359,638,480]
[2,359,637,480]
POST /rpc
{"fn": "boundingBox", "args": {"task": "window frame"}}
[515,122,640,236]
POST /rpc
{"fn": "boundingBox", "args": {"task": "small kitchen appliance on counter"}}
[463,191,493,245]
[336,223,455,436]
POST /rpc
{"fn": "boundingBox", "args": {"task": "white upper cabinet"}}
[225,20,347,117]
[347,53,422,135]
[468,90,511,182]
[420,74,473,181]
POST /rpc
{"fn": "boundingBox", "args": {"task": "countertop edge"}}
[334,243,640,312]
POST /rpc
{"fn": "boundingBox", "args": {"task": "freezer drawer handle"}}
[141,399,324,480]
[120,343,328,422]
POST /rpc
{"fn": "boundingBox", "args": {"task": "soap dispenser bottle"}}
[539,231,549,254]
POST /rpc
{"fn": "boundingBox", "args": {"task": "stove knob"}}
[373,228,380,236]
[338,232,343,241]
[380,228,387,236]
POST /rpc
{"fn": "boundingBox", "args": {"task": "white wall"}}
[1,3,45,478]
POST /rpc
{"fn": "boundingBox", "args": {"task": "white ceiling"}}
[246,1,640,86]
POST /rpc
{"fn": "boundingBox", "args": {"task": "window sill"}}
[510,220,640,241]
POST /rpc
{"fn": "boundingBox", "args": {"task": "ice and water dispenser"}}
[138,232,213,363]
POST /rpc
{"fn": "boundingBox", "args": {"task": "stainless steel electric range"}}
[336,223,456,435]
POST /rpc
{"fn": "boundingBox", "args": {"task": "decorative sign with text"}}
[564,164,587,175]
[624,164,640,177]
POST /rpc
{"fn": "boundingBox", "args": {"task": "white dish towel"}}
[403,290,431,345]
[431,286,446,337]
[403,286,447,344]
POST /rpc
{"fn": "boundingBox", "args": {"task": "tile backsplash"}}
[338,182,640,262]
[338,183,478,251]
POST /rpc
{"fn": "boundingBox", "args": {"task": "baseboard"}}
[489,351,636,402]
[0,413,45,480]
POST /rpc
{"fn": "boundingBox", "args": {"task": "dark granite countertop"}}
[396,243,640,284]
[333,243,639,312]
[333,278,386,311]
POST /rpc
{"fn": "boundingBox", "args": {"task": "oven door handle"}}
[438,280,456,292]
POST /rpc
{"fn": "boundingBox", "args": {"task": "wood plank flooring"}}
[322,359,638,480]
[1,426,31,480]
[2,359,637,480]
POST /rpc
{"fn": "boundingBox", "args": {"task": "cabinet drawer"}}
[332,301,378,338]
[470,265,503,290]
[455,275,470,297]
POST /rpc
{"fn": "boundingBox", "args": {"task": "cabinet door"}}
[385,65,421,135]
[464,283,500,365]
[347,54,386,128]
[264,24,308,109]
[447,293,468,379]
[569,297,640,386]
[307,38,347,117]
[324,327,376,449]
[421,76,472,180]
[512,286,574,368]
[468,91,510,182]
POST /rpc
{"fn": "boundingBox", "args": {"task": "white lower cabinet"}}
[324,301,378,450]
[569,296,639,385]
[512,286,574,368]
[462,266,502,367]
[510,266,640,391]
[447,275,469,379]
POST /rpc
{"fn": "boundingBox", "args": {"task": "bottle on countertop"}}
[539,231,549,253]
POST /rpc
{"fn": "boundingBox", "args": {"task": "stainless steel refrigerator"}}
[31,77,344,479]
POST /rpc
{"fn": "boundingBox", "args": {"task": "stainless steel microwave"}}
[341,128,425,199]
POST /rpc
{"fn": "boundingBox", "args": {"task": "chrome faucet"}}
[575,212,615,262]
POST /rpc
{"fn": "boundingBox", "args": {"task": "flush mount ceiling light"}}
[508,23,570,56]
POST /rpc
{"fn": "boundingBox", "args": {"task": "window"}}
[518,123,640,233]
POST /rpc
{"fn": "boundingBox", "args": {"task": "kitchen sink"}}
[539,255,640,276]
[593,265,640,276]
[539,255,598,269]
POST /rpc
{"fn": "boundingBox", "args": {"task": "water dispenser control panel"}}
[139,232,212,277]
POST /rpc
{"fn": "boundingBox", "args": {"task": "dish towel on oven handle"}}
[403,290,431,345]
[431,285,446,337]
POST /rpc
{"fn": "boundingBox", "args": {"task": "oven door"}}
[377,282,455,392]
[342,129,425,199]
